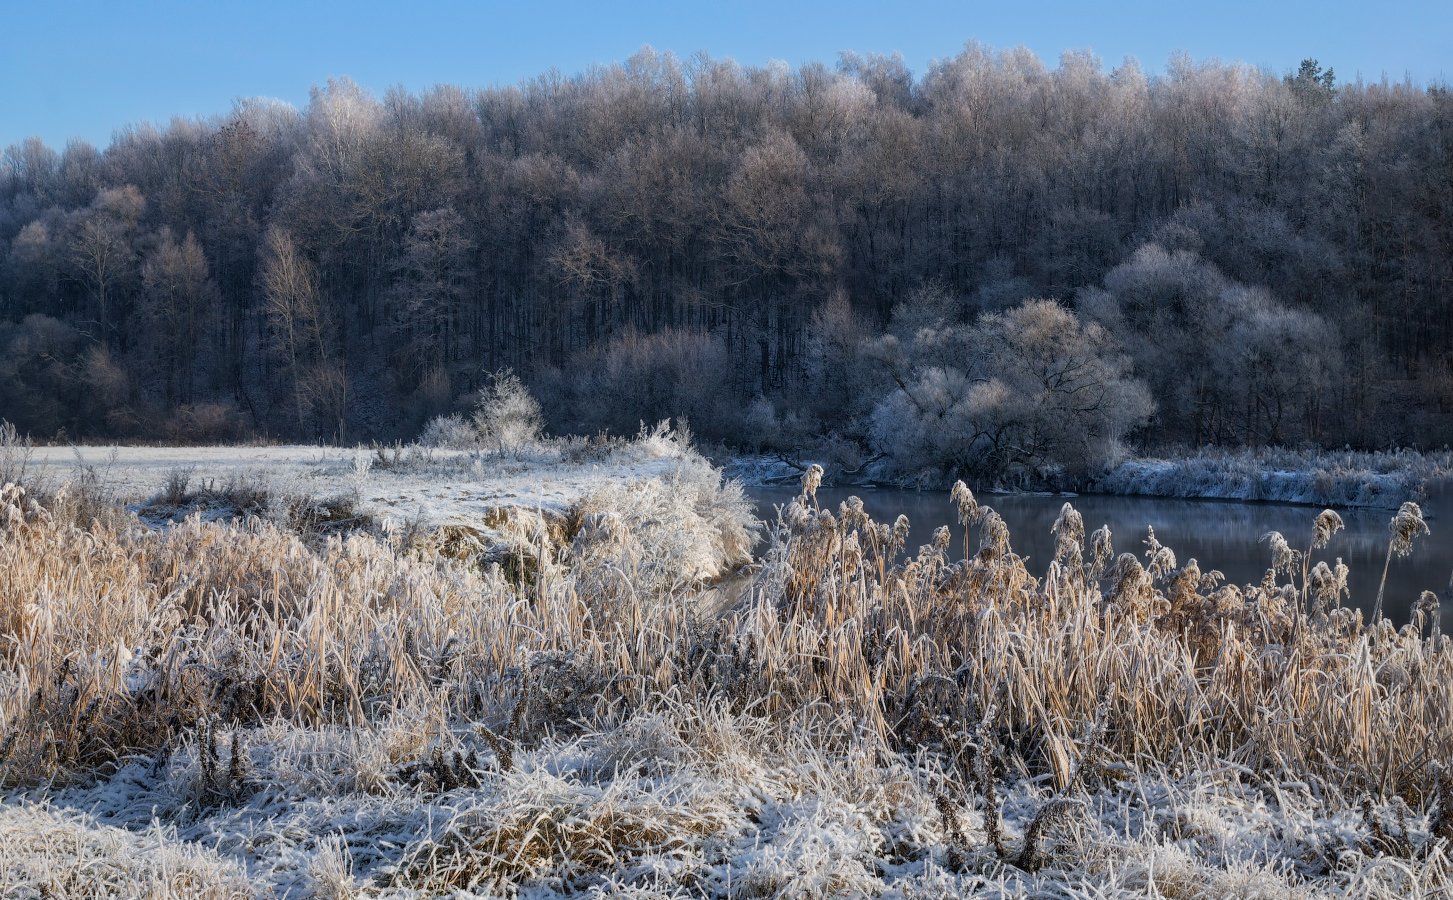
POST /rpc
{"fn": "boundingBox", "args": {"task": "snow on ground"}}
[6,709,1444,898]
[18,428,761,585]
[25,442,686,529]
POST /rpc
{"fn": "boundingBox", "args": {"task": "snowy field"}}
[26,441,683,528]
[16,429,757,587]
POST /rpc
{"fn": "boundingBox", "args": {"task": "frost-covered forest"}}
[2,48,1450,479]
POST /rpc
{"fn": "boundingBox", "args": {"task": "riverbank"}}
[1095,446,1453,509]
[727,446,1453,510]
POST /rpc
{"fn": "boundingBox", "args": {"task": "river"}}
[748,483,1453,627]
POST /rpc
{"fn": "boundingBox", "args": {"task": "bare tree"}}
[140,229,216,405]
[260,226,327,435]
[68,186,145,345]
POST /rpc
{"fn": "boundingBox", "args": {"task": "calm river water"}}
[748,483,1453,627]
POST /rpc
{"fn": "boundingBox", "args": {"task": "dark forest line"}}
[1,47,1450,480]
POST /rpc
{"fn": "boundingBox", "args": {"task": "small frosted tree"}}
[472,369,543,455]
[868,299,1153,482]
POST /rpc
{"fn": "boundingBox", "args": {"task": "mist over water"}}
[750,483,1453,628]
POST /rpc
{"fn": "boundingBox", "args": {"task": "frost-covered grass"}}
[2,460,1452,896]
[1098,446,1453,508]
[0,804,252,899]
[20,422,757,583]
[22,423,702,517]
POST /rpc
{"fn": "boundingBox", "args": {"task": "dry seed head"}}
[1415,590,1441,626]
[784,499,812,531]
[1308,560,1349,611]
[1197,566,1225,591]
[881,512,910,559]
[1312,509,1344,550]
[1147,545,1177,581]
[800,464,824,504]
[1143,525,1162,557]
[1390,501,1430,557]
[1260,531,1298,575]
[1108,553,1159,620]
[1052,503,1085,565]
[838,495,868,531]
[950,480,981,527]
[979,510,1010,558]
[931,525,951,553]
[1170,558,1202,603]
[1016,797,1083,872]
[1088,525,1114,578]
[841,530,864,573]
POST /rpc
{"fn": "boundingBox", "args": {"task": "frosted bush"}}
[416,369,545,453]
[570,454,759,588]
[471,368,544,455]
[417,412,477,449]
[868,299,1153,482]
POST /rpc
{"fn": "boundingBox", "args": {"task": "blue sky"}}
[2,0,1447,150]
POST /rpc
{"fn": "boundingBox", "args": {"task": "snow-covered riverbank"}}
[727,447,1452,510]
[1094,447,1452,509]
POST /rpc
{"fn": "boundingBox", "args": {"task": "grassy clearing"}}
[1,446,1451,897]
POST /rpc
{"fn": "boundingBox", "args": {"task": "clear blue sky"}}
[2,0,1448,150]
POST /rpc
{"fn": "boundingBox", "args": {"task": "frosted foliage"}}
[571,456,759,588]
[869,299,1153,480]
[7,49,1453,457]
[472,369,544,453]
[1087,243,1342,446]
[416,412,475,449]
[0,805,251,898]
[416,369,544,452]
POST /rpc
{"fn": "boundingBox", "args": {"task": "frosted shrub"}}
[416,370,545,453]
[569,455,759,589]
[868,299,1153,483]
[1096,446,1453,508]
[1087,242,1342,447]
[0,420,32,487]
[417,412,477,449]
[471,369,544,455]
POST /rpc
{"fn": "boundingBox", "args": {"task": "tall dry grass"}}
[1,462,1451,895]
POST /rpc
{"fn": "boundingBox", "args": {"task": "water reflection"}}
[749,484,1452,627]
